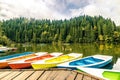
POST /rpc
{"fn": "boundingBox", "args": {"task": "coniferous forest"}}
[0,15,120,45]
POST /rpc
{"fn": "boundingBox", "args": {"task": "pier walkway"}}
[0,68,104,80]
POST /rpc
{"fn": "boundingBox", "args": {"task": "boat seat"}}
[84,57,104,63]
[84,59,96,64]
[69,60,91,66]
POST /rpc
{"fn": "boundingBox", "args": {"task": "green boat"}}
[103,71,120,80]
[77,67,120,80]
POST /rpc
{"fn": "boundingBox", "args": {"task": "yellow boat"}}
[31,53,83,69]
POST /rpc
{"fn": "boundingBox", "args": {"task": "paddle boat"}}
[0,52,33,68]
[77,67,120,80]
[8,52,63,69]
[57,55,112,69]
[31,53,83,69]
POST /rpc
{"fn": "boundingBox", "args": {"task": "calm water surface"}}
[0,43,120,69]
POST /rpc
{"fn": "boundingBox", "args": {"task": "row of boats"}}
[0,52,112,69]
[0,51,119,80]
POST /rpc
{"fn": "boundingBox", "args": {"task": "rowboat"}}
[0,50,5,53]
[77,67,120,80]
[0,52,33,60]
[0,47,17,53]
[8,52,63,69]
[0,52,33,68]
[31,53,83,69]
[7,52,48,62]
[57,55,112,69]
[0,47,9,53]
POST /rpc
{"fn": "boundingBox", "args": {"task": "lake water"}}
[0,43,120,69]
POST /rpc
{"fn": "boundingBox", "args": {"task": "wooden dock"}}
[0,68,104,80]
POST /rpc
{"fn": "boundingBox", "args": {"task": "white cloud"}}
[0,0,64,20]
[83,5,101,16]
[0,0,120,25]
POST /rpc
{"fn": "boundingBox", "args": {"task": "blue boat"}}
[57,55,112,69]
[0,52,34,60]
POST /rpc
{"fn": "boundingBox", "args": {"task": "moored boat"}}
[31,53,83,69]
[77,67,120,80]
[0,47,9,53]
[0,52,33,68]
[7,52,48,62]
[8,52,63,69]
[57,55,112,69]
[0,47,17,53]
[0,52,33,60]
[0,50,6,53]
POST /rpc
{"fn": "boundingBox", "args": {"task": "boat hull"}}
[9,62,31,69]
[103,71,120,80]
[32,63,58,69]
[0,62,8,68]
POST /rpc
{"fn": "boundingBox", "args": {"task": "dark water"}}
[0,43,120,69]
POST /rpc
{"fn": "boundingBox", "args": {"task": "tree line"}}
[0,15,120,44]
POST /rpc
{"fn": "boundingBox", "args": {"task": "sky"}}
[0,0,120,25]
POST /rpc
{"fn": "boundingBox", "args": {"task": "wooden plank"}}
[53,70,71,80]
[26,71,44,80]
[45,71,59,80]
[91,78,99,80]
[75,73,83,80]
[83,75,91,80]
[66,71,77,80]
[0,69,11,71]
[91,76,104,80]
[0,72,4,75]
[12,71,34,80]
[1,71,23,80]
[0,69,104,80]
[74,70,104,80]
[0,71,12,79]
[38,71,51,80]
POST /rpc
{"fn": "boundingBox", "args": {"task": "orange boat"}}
[0,52,48,68]
[0,60,8,68]
[8,52,63,69]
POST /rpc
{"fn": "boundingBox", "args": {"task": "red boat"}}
[8,52,63,69]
